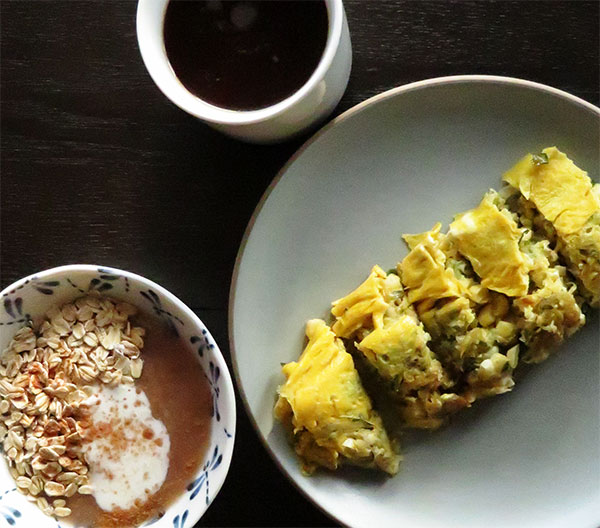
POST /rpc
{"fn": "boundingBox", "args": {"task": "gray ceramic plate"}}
[230,76,600,528]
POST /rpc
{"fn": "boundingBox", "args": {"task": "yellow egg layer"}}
[274,319,399,475]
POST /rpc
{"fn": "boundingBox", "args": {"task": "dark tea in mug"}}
[163,0,329,111]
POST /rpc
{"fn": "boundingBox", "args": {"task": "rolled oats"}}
[64,482,78,497]
[83,332,99,348]
[44,481,65,496]
[130,358,143,379]
[39,446,60,461]
[54,506,72,517]
[16,475,31,489]
[72,319,85,339]
[0,295,146,518]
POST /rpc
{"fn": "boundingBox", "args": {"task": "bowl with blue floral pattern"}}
[0,264,236,527]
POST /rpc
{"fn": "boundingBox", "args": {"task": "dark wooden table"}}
[1,1,598,526]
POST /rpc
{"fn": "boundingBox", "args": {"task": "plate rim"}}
[228,74,600,527]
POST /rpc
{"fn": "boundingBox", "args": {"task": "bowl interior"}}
[231,78,600,528]
[0,265,235,528]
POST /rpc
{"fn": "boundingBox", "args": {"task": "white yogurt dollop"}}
[82,384,170,511]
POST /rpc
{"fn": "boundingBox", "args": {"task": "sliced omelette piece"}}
[330,266,465,429]
[330,265,395,339]
[448,192,529,297]
[400,223,492,356]
[356,304,447,398]
[401,223,469,304]
[449,188,584,363]
[400,224,478,371]
[400,223,520,403]
[357,309,467,429]
[514,229,585,363]
[274,319,400,475]
[353,279,466,430]
[503,146,600,307]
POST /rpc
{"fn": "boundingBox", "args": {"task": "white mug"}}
[136,0,352,144]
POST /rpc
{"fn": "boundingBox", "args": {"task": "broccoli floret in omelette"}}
[330,266,467,429]
[503,146,600,307]
[400,223,519,403]
[449,190,585,364]
[274,319,400,475]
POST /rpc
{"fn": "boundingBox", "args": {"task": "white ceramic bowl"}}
[0,265,236,528]
[136,0,352,144]
[230,76,600,528]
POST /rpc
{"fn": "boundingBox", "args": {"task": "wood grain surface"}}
[1,1,598,526]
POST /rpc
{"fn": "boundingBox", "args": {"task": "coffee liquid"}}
[163,0,329,111]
